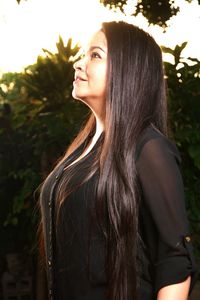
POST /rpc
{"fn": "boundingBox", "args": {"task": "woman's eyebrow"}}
[89,46,106,53]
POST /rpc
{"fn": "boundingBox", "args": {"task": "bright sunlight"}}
[0,0,200,75]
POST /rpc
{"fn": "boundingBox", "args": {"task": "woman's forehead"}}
[84,30,107,52]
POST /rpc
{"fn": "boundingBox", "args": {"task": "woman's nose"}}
[73,57,85,70]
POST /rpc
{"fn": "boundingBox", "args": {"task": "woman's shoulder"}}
[135,125,181,164]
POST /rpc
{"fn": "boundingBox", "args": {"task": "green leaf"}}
[188,145,200,170]
[161,46,174,55]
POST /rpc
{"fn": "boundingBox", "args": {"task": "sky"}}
[0,0,200,75]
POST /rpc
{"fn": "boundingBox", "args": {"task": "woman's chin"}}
[72,91,86,102]
[72,91,81,100]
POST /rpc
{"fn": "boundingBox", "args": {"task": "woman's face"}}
[72,30,107,116]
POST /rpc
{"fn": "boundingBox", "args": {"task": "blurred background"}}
[0,0,199,299]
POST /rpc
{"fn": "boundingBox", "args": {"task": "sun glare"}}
[0,0,200,75]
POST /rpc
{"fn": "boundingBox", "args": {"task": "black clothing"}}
[40,126,198,300]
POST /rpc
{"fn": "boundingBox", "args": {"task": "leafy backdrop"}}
[0,36,199,267]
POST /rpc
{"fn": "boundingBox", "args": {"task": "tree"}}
[100,0,200,27]
[163,43,200,257]
[0,36,87,254]
[0,36,89,298]
[16,0,200,28]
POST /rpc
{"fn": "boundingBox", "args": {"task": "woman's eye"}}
[91,52,101,59]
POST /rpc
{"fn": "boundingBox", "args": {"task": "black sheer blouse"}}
[40,126,198,300]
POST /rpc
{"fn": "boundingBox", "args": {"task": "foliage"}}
[134,0,179,28]
[0,36,88,254]
[100,0,200,27]
[16,0,200,28]
[163,42,200,257]
[0,35,200,263]
[15,1,200,29]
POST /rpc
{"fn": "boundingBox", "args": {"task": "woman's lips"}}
[73,76,87,84]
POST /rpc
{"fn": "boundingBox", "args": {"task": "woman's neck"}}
[93,115,104,142]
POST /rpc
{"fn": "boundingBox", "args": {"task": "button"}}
[185,236,191,242]
[48,201,51,207]
[55,175,59,179]
[48,260,52,266]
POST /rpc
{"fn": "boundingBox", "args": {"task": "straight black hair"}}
[39,21,167,300]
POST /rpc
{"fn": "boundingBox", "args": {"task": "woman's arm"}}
[157,276,191,300]
[136,132,198,295]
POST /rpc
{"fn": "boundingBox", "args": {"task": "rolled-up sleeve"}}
[136,135,198,295]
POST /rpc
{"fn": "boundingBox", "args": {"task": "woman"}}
[39,21,198,300]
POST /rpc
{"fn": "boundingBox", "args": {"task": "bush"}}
[0,39,199,262]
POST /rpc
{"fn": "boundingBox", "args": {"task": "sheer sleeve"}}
[136,131,198,295]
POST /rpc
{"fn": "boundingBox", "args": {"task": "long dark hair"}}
[40,21,167,300]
